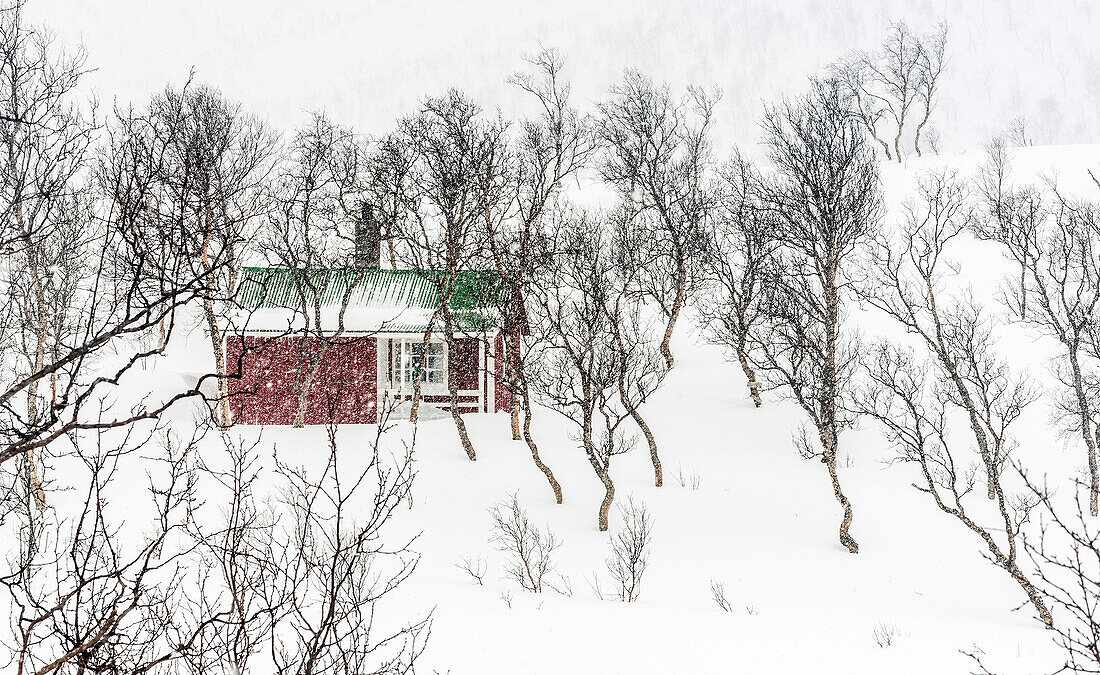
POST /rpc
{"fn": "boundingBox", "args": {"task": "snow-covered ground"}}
[141,146,1097,673]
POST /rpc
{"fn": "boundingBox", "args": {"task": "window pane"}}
[392,340,447,387]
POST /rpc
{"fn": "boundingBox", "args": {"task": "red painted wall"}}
[494,331,513,413]
[451,337,480,390]
[226,335,378,425]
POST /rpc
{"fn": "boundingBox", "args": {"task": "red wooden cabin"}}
[224,267,519,426]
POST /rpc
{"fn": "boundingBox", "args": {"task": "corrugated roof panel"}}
[235,267,507,311]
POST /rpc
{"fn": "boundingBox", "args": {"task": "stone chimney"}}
[355,202,381,268]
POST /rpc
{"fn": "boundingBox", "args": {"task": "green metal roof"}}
[236,267,508,311]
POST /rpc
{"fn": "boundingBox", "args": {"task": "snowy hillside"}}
[147,146,1096,674]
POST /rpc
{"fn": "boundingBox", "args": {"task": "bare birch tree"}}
[697,152,779,408]
[912,23,948,158]
[855,169,1053,626]
[477,48,592,502]
[147,82,276,427]
[597,70,715,369]
[750,79,883,554]
[263,112,369,427]
[528,210,622,530]
[397,90,508,460]
[609,210,669,486]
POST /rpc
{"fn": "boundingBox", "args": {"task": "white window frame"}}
[392,338,448,394]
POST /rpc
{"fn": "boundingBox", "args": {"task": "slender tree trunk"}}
[24,448,45,511]
[941,371,997,498]
[582,406,614,531]
[632,404,661,487]
[201,203,230,427]
[616,351,662,487]
[871,130,893,162]
[25,313,48,511]
[972,506,1053,628]
[506,331,521,441]
[822,427,858,553]
[824,273,857,553]
[736,344,762,407]
[1008,563,1054,628]
[443,309,476,461]
[941,358,997,500]
[510,392,521,439]
[893,128,904,164]
[27,331,45,423]
[660,264,686,370]
[519,381,562,504]
[204,301,230,427]
[913,104,933,157]
[1068,349,1099,516]
[1019,264,1027,320]
[22,204,48,510]
[292,340,329,428]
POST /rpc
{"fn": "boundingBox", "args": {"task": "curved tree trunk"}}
[822,429,859,554]
[634,407,662,487]
[660,264,687,370]
[618,370,662,487]
[596,468,615,532]
[519,382,562,504]
[822,274,857,553]
[582,407,614,531]
[913,105,933,157]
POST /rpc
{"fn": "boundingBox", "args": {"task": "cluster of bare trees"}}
[3,400,427,674]
[831,20,948,161]
[689,38,1100,671]
[0,2,429,671]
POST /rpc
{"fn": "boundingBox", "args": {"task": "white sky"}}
[25,0,1100,156]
